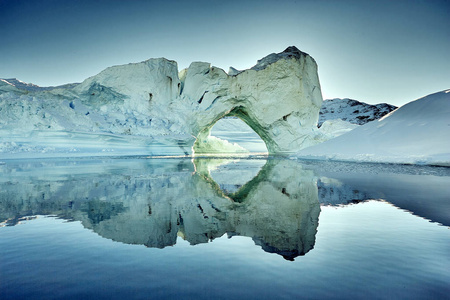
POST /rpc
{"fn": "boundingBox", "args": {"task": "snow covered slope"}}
[318,98,397,126]
[0,78,45,92]
[297,90,450,166]
[0,78,79,91]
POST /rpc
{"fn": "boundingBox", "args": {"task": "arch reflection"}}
[0,158,320,260]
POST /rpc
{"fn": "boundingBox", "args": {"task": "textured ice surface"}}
[0,46,323,157]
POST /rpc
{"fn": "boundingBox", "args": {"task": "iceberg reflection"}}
[0,158,320,260]
[2,157,448,260]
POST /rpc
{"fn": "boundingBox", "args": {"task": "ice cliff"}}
[0,46,323,157]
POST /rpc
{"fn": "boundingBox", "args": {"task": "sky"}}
[0,0,449,107]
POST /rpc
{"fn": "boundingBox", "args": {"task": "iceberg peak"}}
[250,46,311,72]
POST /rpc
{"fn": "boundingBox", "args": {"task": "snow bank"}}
[316,119,359,141]
[297,90,450,166]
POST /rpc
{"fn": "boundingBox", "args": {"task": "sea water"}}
[0,157,449,299]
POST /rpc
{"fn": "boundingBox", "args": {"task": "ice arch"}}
[194,108,271,154]
[208,117,268,153]
[69,46,323,155]
[181,47,323,155]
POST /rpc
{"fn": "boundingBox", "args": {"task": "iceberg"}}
[0,46,323,157]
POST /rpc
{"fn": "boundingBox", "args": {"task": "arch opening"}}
[193,109,269,155]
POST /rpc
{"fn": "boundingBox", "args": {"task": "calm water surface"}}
[0,157,449,299]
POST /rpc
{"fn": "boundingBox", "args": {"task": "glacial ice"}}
[0,46,324,157]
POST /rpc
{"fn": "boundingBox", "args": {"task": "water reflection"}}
[311,161,450,226]
[0,158,320,260]
[1,157,449,260]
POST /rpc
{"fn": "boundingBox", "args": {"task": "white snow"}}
[297,90,450,166]
[0,79,14,86]
[316,119,359,140]
[0,78,78,92]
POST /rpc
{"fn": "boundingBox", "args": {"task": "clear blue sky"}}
[1,0,449,106]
